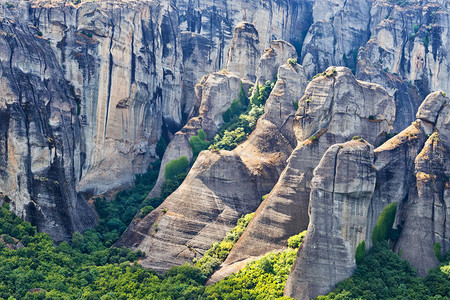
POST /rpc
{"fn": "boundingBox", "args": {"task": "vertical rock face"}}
[142,20,259,203]
[143,71,243,201]
[28,1,184,197]
[0,4,97,242]
[393,92,450,276]
[301,0,372,77]
[225,67,395,266]
[284,141,376,300]
[226,22,260,82]
[117,60,308,272]
[356,1,450,130]
[285,91,450,299]
[255,40,298,85]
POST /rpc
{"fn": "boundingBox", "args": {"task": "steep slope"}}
[0,4,97,242]
[117,61,308,272]
[285,140,376,300]
[284,91,450,299]
[225,67,395,266]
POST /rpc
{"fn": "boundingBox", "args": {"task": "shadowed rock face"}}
[224,67,395,266]
[285,91,450,299]
[284,141,376,300]
[116,61,308,272]
[0,4,97,243]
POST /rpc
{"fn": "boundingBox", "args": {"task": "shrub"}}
[355,241,366,265]
[434,242,443,262]
[288,231,307,249]
[371,202,398,244]
[190,129,210,158]
[293,100,299,110]
[287,58,297,66]
[164,156,189,180]
[156,137,167,159]
[139,206,154,218]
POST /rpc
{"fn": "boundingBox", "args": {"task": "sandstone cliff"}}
[0,4,97,242]
[225,67,395,266]
[284,91,450,299]
[117,59,308,271]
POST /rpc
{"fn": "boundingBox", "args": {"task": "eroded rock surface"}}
[117,62,308,272]
[0,4,97,242]
[285,91,450,299]
[284,141,376,300]
[225,67,395,266]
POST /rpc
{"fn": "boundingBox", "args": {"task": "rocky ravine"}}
[284,91,449,300]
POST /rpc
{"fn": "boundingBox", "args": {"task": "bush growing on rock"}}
[164,156,189,180]
[287,231,306,249]
[371,202,398,244]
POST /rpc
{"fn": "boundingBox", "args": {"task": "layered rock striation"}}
[117,59,308,272]
[225,67,395,265]
[0,4,97,242]
[285,91,450,299]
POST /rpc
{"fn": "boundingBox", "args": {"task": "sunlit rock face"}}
[225,67,395,267]
[285,91,450,299]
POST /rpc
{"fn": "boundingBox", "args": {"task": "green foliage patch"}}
[371,202,397,244]
[164,156,189,180]
[211,81,274,151]
[287,231,306,249]
[190,129,210,158]
[195,213,254,277]
[317,243,450,299]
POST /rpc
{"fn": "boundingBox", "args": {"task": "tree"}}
[164,156,189,180]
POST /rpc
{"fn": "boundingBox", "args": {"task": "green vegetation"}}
[164,156,189,180]
[287,58,297,66]
[317,242,450,299]
[155,136,167,159]
[371,202,398,244]
[424,30,430,49]
[434,242,443,262]
[222,83,250,123]
[190,129,210,158]
[210,81,274,151]
[0,204,304,299]
[312,68,337,80]
[355,241,366,265]
[204,248,298,299]
[287,231,306,249]
[292,100,299,110]
[195,213,254,277]
[90,160,160,247]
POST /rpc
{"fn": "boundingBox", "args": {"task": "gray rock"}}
[225,67,394,266]
[284,141,376,300]
[117,62,308,272]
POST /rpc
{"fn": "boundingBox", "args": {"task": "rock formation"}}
[225,67,395,266]
[0,4,97,242]
[284,140,376,300]
[284,91,450,299]
[117,60,308,272]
